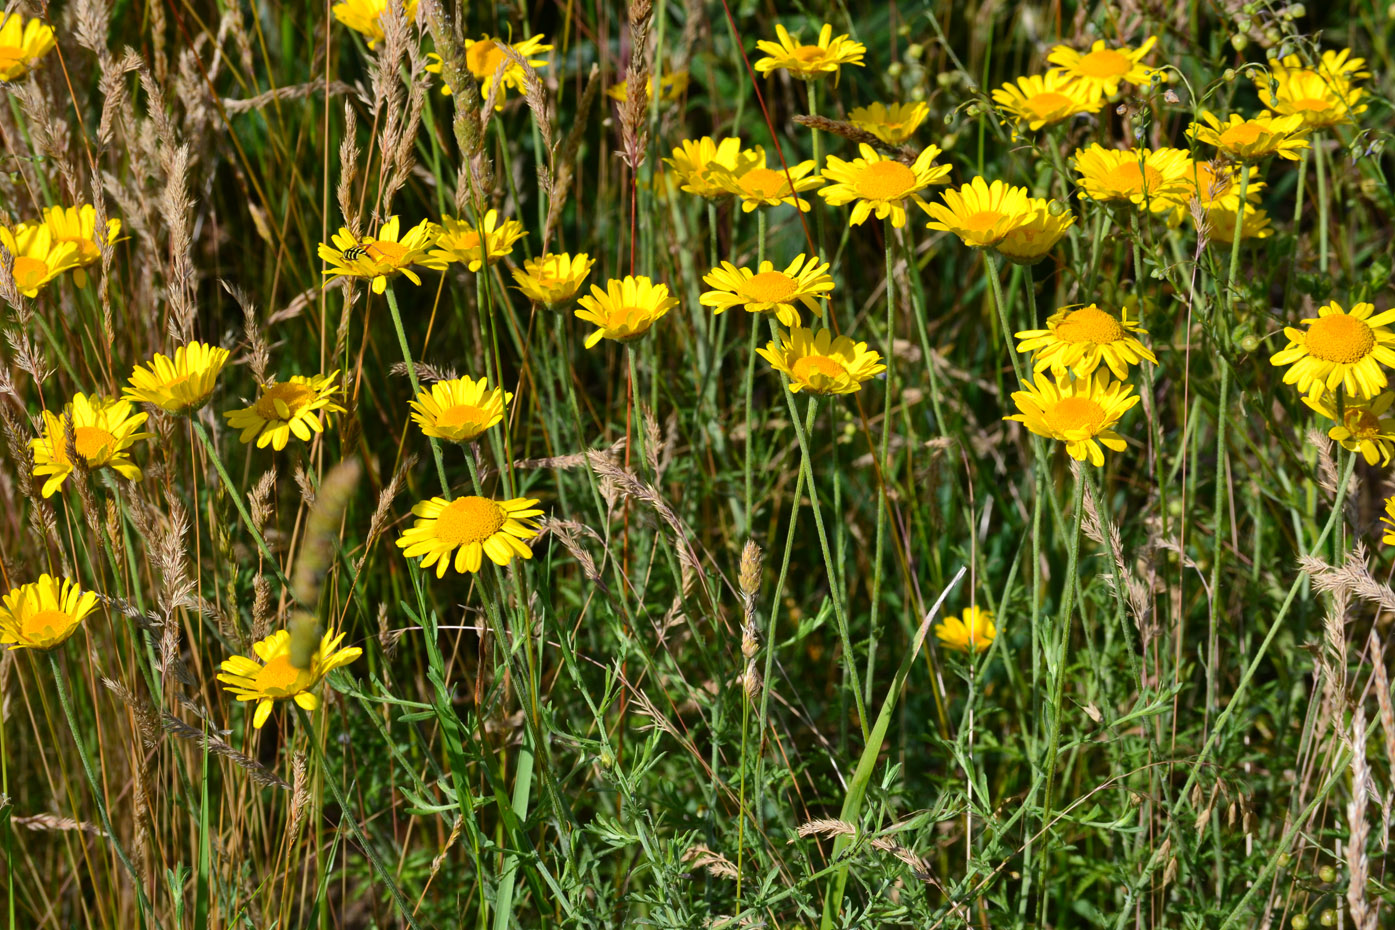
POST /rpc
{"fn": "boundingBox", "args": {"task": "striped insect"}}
[340,244,371,262]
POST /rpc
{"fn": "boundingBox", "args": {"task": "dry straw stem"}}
[12,814,107,838]
[1347,707,1379,930]
[682,844,740,880]
[618,0,654,172]
[793,114,918,162]
[221,80,355,115]
[545,64,601,246]
[162,711,291,790]
[1299,543,1395,614]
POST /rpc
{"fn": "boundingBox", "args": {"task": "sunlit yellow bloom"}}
[0,576,99,651]
[397,495,543,577]
[923,177,1036,248]
[1303,391,1395,466]
[1016,304,1156,380]
[1270,301,1395,402]
[1198,203,1273,245]
[1382,497,1395,546]
[664,137,765,200]
[124,341,231,414]
[1161,161,1263,226]
[424,34,552,104]
[17,205,123,287]
[605,70,689,103]
[758,326,886,395]
[409,376,511,443]
[701,254,834,329]
[575,276,677,349]
[991,72,1104,134]
[935,605,996,653]
[223,372,346,451]
[754,23,865,84]
[1073,145,1192,213]
[428,211,526,272]
[994,199,1075,265]
[218,629,362,729]
[713,160,822,213]
[1,225,81,298]
[1188,111,1308,162]
[0,12,56,81]
[847,102,929,144]
[1005,369,1138,466]
[319,217,438,295]
[1046,36,1161,97]
[818,144,950,228]
[1256,52,1368,129]
[512,252,594,306]
[331,0,418,48]
[30,394,151,498]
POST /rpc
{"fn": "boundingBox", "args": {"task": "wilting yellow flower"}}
[1,225,81,298]
[1256,52,1368,129]
[575,276,678,349]
[1303,391,1395,466]
[1188,111,1309,162]
[923,177,1036,248]
[397,495,543,577]
[713,160,822,213]
[124,341,231,414]
[1198,203,1273,244]
[1162,161,1263,226]
[701,254,834,328]
[0,575,99,651]
[331,0,417,48]
[754,23,865,84]
[995,199,1075,264]
[1073,145,1192,213]
[17,205,123,287]
[409,376,511,443]
[224,372,346,451]
[429,211,526,272]
[664,138,765,200]
[31,394,151,498]
[1016,304,1156,380]
[423,34,552,103]
[218,629,362,729]
[605,70,689,103]
[1382,497,1395,546]
[818,144,950,228]
[935,605,996,653]
[512,252,594,306]
[847,102,929,144]
[1046,36,1160,97]
[758,327,886,395]
[1005,369,1139,466]
[319,217,438,295]
[991,72,1104,134]
[0,12,56,81]
[1270,301,1395,402]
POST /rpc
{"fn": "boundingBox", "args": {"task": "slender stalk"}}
[1314,131,1330,273]
[383,284,452,498]
[865,216,897,706]
[742,210,767,533]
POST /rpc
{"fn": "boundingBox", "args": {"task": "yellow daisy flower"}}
[0,12,56,81]
[713,160,822,213]
[754,23,866,84]
[319,216,438,295]
[935,605,996,653]
[605,70,690,104]
[1073,145,1192,213]
[19,205,123,287]
[425,34,552,104]
[1162,161,1263,226]
[0,575,99,651]
[700,254,834,328]
[218,628,362,729]
[124,341,231,414]
[429,210,526,272]
[817,144,951,228]
[991,72,1104,134]
[331,0,417,48]
[1256,53,1368,129]
[1187,111,1309,162]
[664,137,765,200]
[1302,390,1395,466]
[30,393,152,498]
[1382,497,1395,546]
[223,372,346,451]
[1046,36,1161,97]
[1198,203,1273,245]
[397,495,543,577]
[512,251,594,306]
[847,102,930,144]
[1005,369,1139,466]
[758,326,886,395]
[1,225,81,298]
[409,376,511,443]
[994,199,1075,265]
[575,276,678,349]
[923,177,1036,248]
[1015,304,1157,380]
[1270,301,1395,402]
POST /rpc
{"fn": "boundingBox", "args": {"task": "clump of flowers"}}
[319,217,438,294]
[1005,370,1139,466]
[847,102,929,144]
[429,211,526,272]
[935,605,996,653]
[1016,304,1156,379]
[31,394,152,498]
[758,327,886,395]
[924,177,1036,248]
[409,376,511,444]
[218,629,362,729]
[1,225,81,297]
[1187,111,1309,162]
[606,70,689,104]
[14,205,123,288]
[224,372,346,451]
[1256,49,1369,129]
[818,144,951,228]
[1073,145,1192,213]
[330,0,418,48]
[754,23,865,84]
[991,72,1103,135]
[1269,301,1395,401]
[0,12,56,81]
[1303,391,1395,466]
[425,34,552,104]
[125,341,231,414]
[701,255,835,328]
[397,495,543,577]
[665,138,764,200]
[512,252,595,306]
[575,276,678,348]
[713,160,823,213]
[0,576,100,651]
[1198,204,1273,245]
[994,199,1075,265]
[1046,36,1161,97]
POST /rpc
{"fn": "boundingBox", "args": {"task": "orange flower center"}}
[435,403,488,429]
[961,210,1007,232]
[12,256,49,290]
[22,608,71,639]
[1218,122,1265,147]
[1103,161,1163,196]
[432,496,506,547]
[1055,306,1125,345]
[790,45,828,64]
[466,39,507,80]
[1045,395,1107,434]
[792,354,848,382]
[1291,97,1336,112]
[1024,92,1073,120]
[1076,48,1131,79]
[1305,314,1375,364]
[738,168,790,199]
[742,271,798,304]
[255,382,317,421]
[853,160,918,201]
[253,654,316,694]
[73,425,117,462]
[0,46,24,69]
[366,240,408,265]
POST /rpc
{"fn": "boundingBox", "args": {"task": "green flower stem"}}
[865,216,897,706]
[1283,150,1308,312]
[742,209,767,534]
[1314,131,1330,273]
[383,284,452,499]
